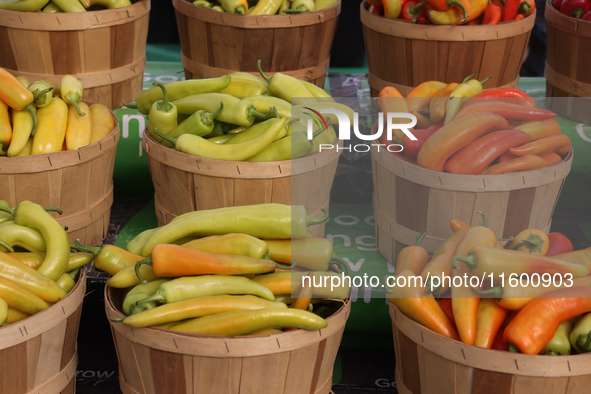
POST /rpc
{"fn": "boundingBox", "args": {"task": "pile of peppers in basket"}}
[0,68,115,157]
[189,0,338,14]
[378,76,572,175]
[86,203,351,335]
[0,200,94,326]
[126,59,352,162]
[367,0,535,25]
[0,0,137,12]
[553,0,591,20]
[387,214,591,356]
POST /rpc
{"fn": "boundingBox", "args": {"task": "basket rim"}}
[173,0,341,28]
[545,0,591,31]
[390,302,591,377]
[142,126,343,179]
[106,283,351,357]
[360,0,536,41]
[0,107,120,174]
[0,270,86,348]
[0,0,151,31]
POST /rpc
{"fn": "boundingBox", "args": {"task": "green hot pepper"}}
[154,117,286,161]
[225,112,285,145]
[0,200,12,225]
[0,0,51,11]
[541,321,573,355]
[28,82,54,109]
[140,203,329,256]
[0,222,47,253]
[114,278,171,319]
[243,95,292,119]
[172,93,270,127]
[148,82,178,144]
[128,75,231,115]
[0,201,69,282]
[126,228,158,255]
[203,120,234,139]
[207,134,234,144]
[301,80,335,102]
[570,313,591,353]
[257,59,317,105]
[165,101,224,147]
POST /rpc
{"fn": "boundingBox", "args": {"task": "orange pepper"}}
[395,229,429,275]
[545,232,573,257]
[504,287,591,354]
[0,68,37,135]
[65,102,92,150]
[407,81,448,112]
[378,86,409,142]
[538,151,563,166]
[450,218,470,233]
[429,83,458,124]
[421,228,469,295]
[481,154,547,175]
[0,99,11,154]
[417,112,509,172]
[509,134,571,157]
[474,298,508,349]
[550,247,591,271]
[387,269,459,340]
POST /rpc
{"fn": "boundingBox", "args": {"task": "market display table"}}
[74,61,591,394]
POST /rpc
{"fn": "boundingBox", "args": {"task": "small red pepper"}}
[474,88,531,98]
[403,129,435,161]
[401,1,429,21]
[583,9,591,19]
[455,101,557,121]
[416,3,432,22]
[502,0,519,20]
[438,297,458,332]
[560,0,590,18]
[517,0,535,16]
[482,0,502,23]
[553,0,566,9]
[546,232,573,257]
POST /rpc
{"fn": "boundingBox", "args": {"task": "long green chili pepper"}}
[0,201,69,282]
[154,116,286,161]
[225,111,286,145]
[111,278,171,321]
[140,204,329,256]
[0,200,12,225]
[0,222,47,252]
[127,75,232,115]
[257,59,317,105]
[148,82,178,144]
[167,101,224,142]
[172,93,271,127]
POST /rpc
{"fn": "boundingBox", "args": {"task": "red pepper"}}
[583,9,591,19]
[474,88,532,99]
[444,130,532,175]
[401,1,429,21]
[416,3,433,22]
[545,232,573,257]
[404,129,436,161]
[491,328,509,351]
[438,297,458,332]
[482,0,502,23]
[502,0,519,20]
[560,0,590,18]
[425,0,469,22]
[517,0,535,16]
[463,96,537,108]
[553,0,566,9]
[455,101,557,121]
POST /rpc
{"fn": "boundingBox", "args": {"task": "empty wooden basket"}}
[0,111,120,246]
[390,303,591,394]
[142,131,342,237]
[172,0,341,88]
[545,0,591,124]
[105,285,350,394]
[0,0,150,109]
[0,271,86,394]
[360,0,535,96]
[371,145,573,262]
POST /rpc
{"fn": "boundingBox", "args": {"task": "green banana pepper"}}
[154,117,287,161]
[165,101,224,146]
[172,93,270,127]
[248,121,324,162]
[203,120,235,139]
[219,75,268,99]
[243,95,292,119]
[0,0,50,11]
[148,82,178,144]
[256,60,317,105]
[225,116,286,145]
[0,201,12,225]
[0,222,47,253]
[0,201,69,282]
[126,228,158,255]
[301,80,334,102]
[128,75,231,115]
[207,134,234,144]
[541,321,572,355]
[116,278,171,318]
[570,313,591,353]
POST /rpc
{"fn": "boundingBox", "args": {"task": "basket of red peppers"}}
[364,0,535,24]
[388,216,591,393]
[552,0,591,19]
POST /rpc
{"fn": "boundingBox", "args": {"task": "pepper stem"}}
[44,207,63,214]
[477,211,487,227]
[251,108,274,121]
[0,240,14,252]
[480,76,492,84]
[518,1,531,14]
[282,8,307,13]
[541,350,560,356]
[0,206,15,216]
[508,343,520,353]
[307,207,329,227]
[446,0,468,22]
[210,101,224,120]
[471,285,503,299]
[25,105,38,136]
[501,237,514,249]
[0,143,6,157]
[110,317,126,323]
[123,102,138,109]
[67,95,86,117]
[32,86,53,101]
[511,237,543,253]
[235,4,246,13]
[330,253,351,277]
[425,277,441,295]
[451,253,477,270]
[276,260,296,270]
[73,239,101,256]
[462,73,478,84]
[415,228,429,246]
[135,257,153,284]
[257,59,272,84]
[153,128,177,146]
[153,82,172,112]
[136,291,163,305]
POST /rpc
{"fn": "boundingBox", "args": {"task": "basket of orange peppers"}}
[366,0,535,24]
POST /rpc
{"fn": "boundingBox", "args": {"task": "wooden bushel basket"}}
[0,271,86,394]
[172,0,341,88]
[545,0,591,125]
[105,285,350,394]
[371,143,573,262]
[142,130,342,237]
[360,0,535,97]
[0,111,120,247]
[0,0,150,110]
[390,303,591,394]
